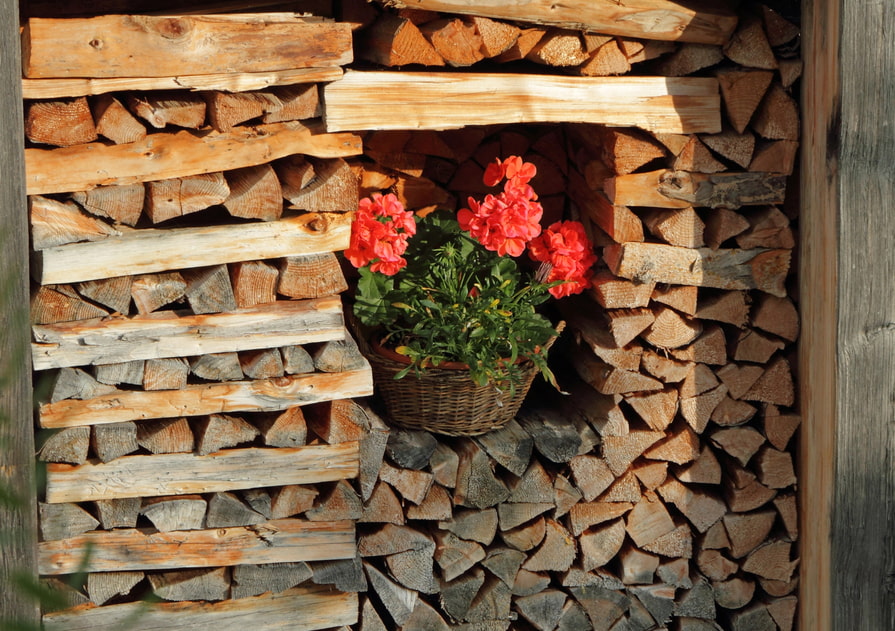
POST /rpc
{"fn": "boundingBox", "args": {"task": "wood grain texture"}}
[32,297,344,370]
[41,584,357,631]
[801,1,895,630]
[0,0,38,623]
[323,70,721,134]
[32,211,353,285]
[45,442,360,502]
[21,67,343,99]
[39,368,373,428]
[25,120,362,195]
[39,518,355,574]
[22,14,352,78]
[375,0,738,44]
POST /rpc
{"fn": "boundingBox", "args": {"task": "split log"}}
[284,157,359,212]
[527,29,589,67]
[127,92,206,129]
[237,347,284,379]
[277,253,348,299]
[26,120,362,196]
[365,561,418,626]
[271,485,319,520]
[25,97,97,147]
[231,562,313,599]
[86,571,144,606]
[257,407,307,448]
[421,18,485,67]
[130,273,187,314]
[39,502,100,541]
[324,71,721,134]
[467,15,520,57]
[230,260,279,308]
[312,334,369,373]
[604,242,791,297]
[752,83,800,141]
[92,421,139,462]
[715,68,775,134]
[369,0,737,44]
[92,93,147,144]
[281,345,316,375]
[652,43,725,76]
[306,479,363,522]
[577,40,632,77]
[357,14,446,67]
[701,129,756,169]
[22,15,353,78]
[190,352,244,381]
[148,568,230,602]
[38,426,90,464]
[181,265,237,315]
[30,196,120,250]
[41,585,357,631]
[223,164,284,221]
[94,497,141,530]
[30,285,109,325]
[262,84,322,123]
[93,360,144,387]
[45,442,359,503]
[723,15,777,70]
[195,413,260,456]
[206,491,266,527]
[140,495,207,532]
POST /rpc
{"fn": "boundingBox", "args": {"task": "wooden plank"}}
[39,518,355,574]
[39,368,373,428]
[45,442,360,502]
[32,297,344,370]
[22,14,352,78]
[371,0,737,45]
[0,0,38,623]
[26,120,362,195]
[32,211,353,285]
[605,169,786,209]
[802,2,895,631]
[323,70,721,134]
[42,584,357,631]
[604,242,791,297]
[22,67,343,99]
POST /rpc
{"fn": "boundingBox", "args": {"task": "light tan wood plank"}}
[42,584,357,631]
[39,518,354,574]
[26,120,362,195]
[45,442,360,502]
[32,297,344,371]
[32,211,352,285]
[39,369,373,428]
[323,70,721,134]
[370,0,737,45]
[22,67,343,99]
[22,15,352,78]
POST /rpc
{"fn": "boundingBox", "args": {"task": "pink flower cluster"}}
[457,156,543,257]
[345,192,416,276]
[529,221,598,298]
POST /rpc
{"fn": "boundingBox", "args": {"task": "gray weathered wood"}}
[0,0,38,620]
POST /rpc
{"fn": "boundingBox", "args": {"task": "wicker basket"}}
[366,339,539,437]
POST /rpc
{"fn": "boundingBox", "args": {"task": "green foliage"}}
[353,211,559,388]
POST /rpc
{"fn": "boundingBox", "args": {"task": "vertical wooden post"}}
[0,0,39,625]
[801,1,895,630]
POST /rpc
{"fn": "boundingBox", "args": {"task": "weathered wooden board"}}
[0,0,38,623]
[32,212,352,285]
[22,14,353,78]
[605,169,787,209]
[32,298,344,370]
[372,0,738,44]
[22,67,343,99]
[39,369,373,428]
[323,71,721,134]
[26,120,362,195]
[42,585,357,631]
[604,242,791,297]
[39,518,355,574]
[45,442,360,502]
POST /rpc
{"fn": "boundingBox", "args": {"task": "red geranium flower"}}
[345,192,416,276]
[529,221,597,298]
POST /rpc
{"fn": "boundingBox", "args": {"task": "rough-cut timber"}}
[604,242,791,297]
[45,442,360,502]
[324,71,721,134]
[21,67,343,100]
[41,585,357,631]
[26,120,362,195]
[32,211,353,285]
[39,518,355,574]
[605,169,786,209]
[39,369,373,428]
[22,14,353,78]
[374,0,738,44]
[32,297,344,370]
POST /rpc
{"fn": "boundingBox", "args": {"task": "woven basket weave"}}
[366,340,539,437]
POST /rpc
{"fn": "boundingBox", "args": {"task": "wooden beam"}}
[32,298,344,370]
[45,442,360,502]
[0,0,38,624]
[42,585,358,631]
[39,518,355,574]
[39,368,373,428]
[21,67,343,99]
[801,2,895,631]
[32,211,352,285]
[25,120,362,195]
[323,70,721,134]
[22,14,352,78]
[372,0,738,45]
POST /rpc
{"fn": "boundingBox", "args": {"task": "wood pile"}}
[22,0,802,630]
[26,9,370,631]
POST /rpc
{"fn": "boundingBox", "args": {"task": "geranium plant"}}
[346,156,597,389]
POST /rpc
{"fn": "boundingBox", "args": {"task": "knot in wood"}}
[157,18,189,39]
